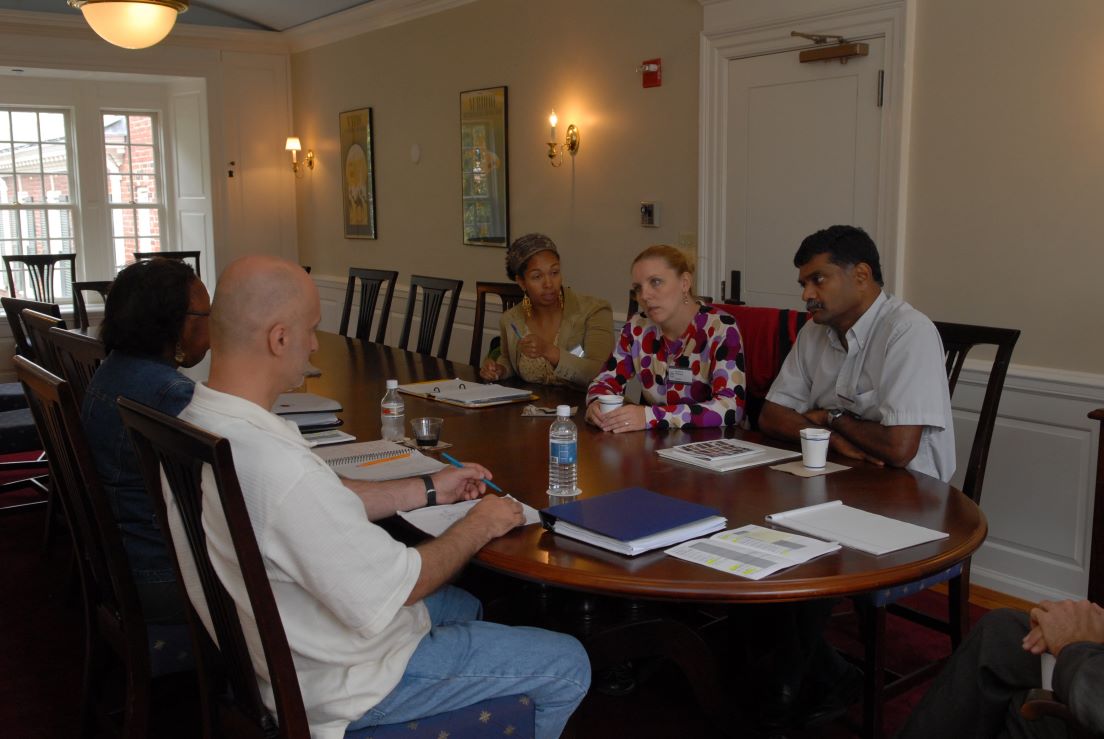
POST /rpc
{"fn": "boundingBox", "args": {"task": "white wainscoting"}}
[955,364,1104,603]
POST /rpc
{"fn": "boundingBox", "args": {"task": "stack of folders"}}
[315,440,444,482]
[538,487,726,557]
[273,392,343,432]
[656,438,800,472]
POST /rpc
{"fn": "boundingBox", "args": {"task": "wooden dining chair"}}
[21,309,65,376]
[73,280,112,331]
[854,321,1021,738]
[49,326,105,407]
[1,296,61,361]
[338,268,398,343]
[132,250,202,279]
[14,357,193,739]
[116,397,534,739]
[3,253,76,303]
[398,275,463,358]
[469,281,524,367]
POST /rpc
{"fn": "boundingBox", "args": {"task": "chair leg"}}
[862,604,886,739]
[948,564,971,650]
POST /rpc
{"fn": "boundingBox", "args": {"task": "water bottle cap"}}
[556,404,571,417]
[386,379,398,389]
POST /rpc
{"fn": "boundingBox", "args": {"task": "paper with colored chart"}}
[665,524,840,580]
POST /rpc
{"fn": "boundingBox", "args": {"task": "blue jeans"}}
[347,586,590,739]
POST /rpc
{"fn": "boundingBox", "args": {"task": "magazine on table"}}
[656,438,800,472]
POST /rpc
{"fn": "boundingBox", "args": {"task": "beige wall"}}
[906,0,1104,373]
[289,0,702,317]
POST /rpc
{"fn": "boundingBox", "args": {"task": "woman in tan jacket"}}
[479,233,613,389]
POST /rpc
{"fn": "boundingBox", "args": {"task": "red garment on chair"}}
[711,304,807,428]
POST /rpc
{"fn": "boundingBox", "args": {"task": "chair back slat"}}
[133,251,202,280]
[21,309,65,376]
[48,326,104,407]
[933,321,1020,504]
[398,275,463,358]
[73,280,112,331]
[338,268,398,344]
[117,398,311,739]
[1,297,61,361]
[470,281,524,366]
[3,253,76,302]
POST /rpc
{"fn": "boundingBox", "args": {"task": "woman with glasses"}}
[586,244,746,432]
[81,257,210,624]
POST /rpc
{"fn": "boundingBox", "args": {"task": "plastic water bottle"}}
[380,379,405,441]
[548,404,579,499]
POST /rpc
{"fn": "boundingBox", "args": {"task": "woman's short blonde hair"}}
[632,245,697,298]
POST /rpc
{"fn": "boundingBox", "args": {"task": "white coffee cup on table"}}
[597,395,624,414]
[800,427,831,469]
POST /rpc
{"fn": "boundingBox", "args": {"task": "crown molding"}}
[284,0,479,53]
[0,8,289,54]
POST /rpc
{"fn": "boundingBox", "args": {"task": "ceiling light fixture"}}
[68,0,189,50]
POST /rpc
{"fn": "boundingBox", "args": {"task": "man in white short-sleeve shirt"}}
[171,255,589,739]
[760,225,955,481]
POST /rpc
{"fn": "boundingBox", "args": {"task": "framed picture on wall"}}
[460,86,509,246]
[339,107,377,239]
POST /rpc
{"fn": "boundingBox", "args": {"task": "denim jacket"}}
[80,352,195,585]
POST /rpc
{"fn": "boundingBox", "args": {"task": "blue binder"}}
[539,487,722,543]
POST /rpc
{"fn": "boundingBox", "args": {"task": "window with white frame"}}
[103,112,164,272]
[0,108,77,299]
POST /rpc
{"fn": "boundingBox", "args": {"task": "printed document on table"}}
[399,496,540,537]
[665,524,841,580]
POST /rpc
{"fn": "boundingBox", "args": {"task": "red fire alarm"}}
[641,58,662,88]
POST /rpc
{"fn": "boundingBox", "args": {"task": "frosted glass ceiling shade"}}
[68,0,189,50]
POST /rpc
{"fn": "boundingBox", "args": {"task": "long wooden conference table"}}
[303,332,987,605]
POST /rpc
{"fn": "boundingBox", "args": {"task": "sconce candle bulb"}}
[286,136,314,177]
[545,111,579,168]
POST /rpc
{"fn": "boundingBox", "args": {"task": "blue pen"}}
[441,452,504,493]
[510,323,523,340]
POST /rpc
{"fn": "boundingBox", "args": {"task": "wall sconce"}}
[68,0,188,50]
[286,136,314,177]
[546,110,579,168]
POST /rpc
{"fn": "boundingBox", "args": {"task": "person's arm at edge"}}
[405,494,523,604]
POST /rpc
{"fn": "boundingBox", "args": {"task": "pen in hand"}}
[441,452,504,493]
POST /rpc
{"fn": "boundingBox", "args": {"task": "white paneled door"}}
[724,39,885,308]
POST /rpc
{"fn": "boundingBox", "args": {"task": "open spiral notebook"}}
[314,440,443,481]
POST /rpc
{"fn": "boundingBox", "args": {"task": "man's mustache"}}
[806,300,825,311]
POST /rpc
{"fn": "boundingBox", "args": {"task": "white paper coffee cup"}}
[597,395,624,413]
[799,427,831,469]
[1041,652,1056,691]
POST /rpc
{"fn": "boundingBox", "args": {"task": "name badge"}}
[667,367,694,385]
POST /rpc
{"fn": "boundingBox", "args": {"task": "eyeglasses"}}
[185,310,210,317]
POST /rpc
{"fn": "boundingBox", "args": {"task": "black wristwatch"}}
[421,475,437,507]
[827,408,847,426]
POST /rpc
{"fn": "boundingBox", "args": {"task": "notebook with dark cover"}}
[539,487,726,556]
